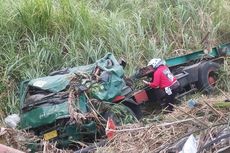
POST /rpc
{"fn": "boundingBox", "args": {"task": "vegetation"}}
[0,0,230,116]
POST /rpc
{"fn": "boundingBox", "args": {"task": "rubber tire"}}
[123,99,142,119]
[197,61,220,94]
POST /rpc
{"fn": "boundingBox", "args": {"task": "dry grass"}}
[0,127,73,153]
[95,93,230,153]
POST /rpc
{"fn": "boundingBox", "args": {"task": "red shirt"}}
[149,65,177,89]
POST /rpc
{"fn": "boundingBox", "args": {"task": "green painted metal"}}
[28,74,74,93]
[56,121,97,148]
[19,80,29,108]
[19,52,127,128]
[166,43,230,67]
[19,52,131,147]
[20,102,70,129]
[26,53,125,101]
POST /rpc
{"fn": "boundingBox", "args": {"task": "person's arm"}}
[143,70,161,88]
[149,70,161,88]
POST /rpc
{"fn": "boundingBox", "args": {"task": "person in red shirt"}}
[143,58,180,111]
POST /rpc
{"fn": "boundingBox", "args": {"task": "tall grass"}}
[217,58,230,92]
[0,0,229,115]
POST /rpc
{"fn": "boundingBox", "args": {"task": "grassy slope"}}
[0,0,230,116]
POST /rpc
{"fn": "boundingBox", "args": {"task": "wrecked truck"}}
[19,43,230,149]
[19,53,138,148]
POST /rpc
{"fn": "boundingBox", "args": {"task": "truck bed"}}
[166,43,230,67]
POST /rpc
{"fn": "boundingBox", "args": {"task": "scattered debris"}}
[179,134,197,153]
[0,127,72,153]
[95,94,230,153]
[187,99,198,109]
[106,117,116,140]
[4,114,20,128]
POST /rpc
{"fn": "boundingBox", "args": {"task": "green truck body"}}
[19,53,135,148]
[19,43,230,148]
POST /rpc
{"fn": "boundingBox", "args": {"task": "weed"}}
[0,0,229,116]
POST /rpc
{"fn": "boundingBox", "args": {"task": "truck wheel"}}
[123,99,142,119]
[197,61,220,93]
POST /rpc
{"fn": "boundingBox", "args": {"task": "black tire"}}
[123,99,142,119]
[197,61,220,93]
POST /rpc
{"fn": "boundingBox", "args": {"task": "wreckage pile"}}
[96,94,230,153]
[0,127,73,153]
[1,93,230,153]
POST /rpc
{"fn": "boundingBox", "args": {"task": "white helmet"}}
[147,58,165,68]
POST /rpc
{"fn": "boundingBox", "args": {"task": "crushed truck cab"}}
[19,53,137,148]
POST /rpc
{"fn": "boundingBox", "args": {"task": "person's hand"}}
[143,80,150,85]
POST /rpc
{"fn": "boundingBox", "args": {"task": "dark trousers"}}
[164,90,177,111]
[164,82,180,111]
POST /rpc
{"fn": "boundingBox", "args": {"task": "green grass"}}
[0,0,230,115]
[217,58,230,92]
